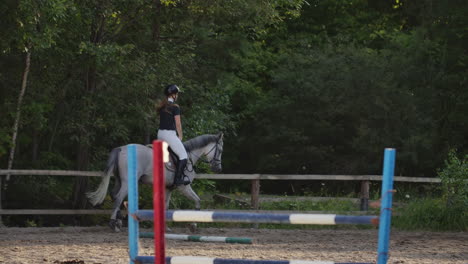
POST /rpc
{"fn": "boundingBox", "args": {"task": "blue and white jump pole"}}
[135,210,377,225]
[135,256,376,264]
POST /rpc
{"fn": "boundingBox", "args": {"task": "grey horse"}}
[86,133,223,232]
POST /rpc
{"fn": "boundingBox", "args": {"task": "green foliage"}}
[25,219,38,227]
[191,179,217,196]
[261,199,359,212]
[167,179,217,209]
[227,5,468,180]
[14,0,70,51]
[438,149,468,207]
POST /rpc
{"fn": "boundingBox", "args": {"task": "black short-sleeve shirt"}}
[159,103,180,130]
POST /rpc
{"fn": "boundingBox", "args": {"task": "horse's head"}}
[206,132,223,172]
[184,133,224,172]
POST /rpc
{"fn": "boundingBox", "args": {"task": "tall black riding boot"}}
[174,159,190,186]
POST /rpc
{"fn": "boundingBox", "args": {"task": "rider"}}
[157,84,190,186]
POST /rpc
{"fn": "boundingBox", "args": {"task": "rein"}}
[188,138,222,168]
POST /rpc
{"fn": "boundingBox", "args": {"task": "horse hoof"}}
[109,219,122,232]
[188,223,197,233]
[116,219,123,229]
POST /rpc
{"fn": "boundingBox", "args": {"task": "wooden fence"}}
[0,169,441,216]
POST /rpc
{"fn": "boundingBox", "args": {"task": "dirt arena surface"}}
[0,226,466,264]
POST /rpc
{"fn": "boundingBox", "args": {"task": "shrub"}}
[438,149,468,208]
[393,198,467,231]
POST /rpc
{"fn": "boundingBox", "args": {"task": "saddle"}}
[165,147,180,172]
[147,144,190,187]
[146,144,185,171]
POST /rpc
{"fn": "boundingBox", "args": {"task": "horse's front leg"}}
[165,189,173,232]
[165,189,173,209]
[178,185,201,210]
[178,184,201,233]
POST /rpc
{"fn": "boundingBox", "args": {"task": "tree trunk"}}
[152,0,162,41]
[72,142,90,209]
[71,46,99,211]
[71,6,106,214]
[71,67,96,210]
[0,176,4,227]
[6,51,32,180]
[1,51,31,226]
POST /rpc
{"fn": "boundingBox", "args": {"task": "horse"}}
[86,133,223,232]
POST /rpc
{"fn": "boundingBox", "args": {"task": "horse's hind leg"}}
[111,176,121,200]
[110,182,128,232]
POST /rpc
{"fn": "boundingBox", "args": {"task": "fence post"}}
[360,180,370,211]
[251,175,260,229]
[251,175,260,210]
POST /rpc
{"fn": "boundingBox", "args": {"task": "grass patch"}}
[393,198,467,231]
[261,199,360,212]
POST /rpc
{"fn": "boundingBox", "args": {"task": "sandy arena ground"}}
[0,226,466,264]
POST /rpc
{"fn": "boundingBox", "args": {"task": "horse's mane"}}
[183,134,218,152]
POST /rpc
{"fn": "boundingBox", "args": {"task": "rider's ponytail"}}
[156,98,168,114]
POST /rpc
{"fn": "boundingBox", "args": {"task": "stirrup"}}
[174,175,190,186]
[175,176,190,186]
[182,175,191,185]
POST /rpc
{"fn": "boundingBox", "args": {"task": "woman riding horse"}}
[157,84,190,186]
[86,84,224,231]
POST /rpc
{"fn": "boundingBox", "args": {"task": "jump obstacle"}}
[135,210,377,225]
[140,232,253,244]
[135,256,376,264]
[128,141,396,264]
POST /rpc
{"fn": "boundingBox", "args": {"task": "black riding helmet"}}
[164,84,181,96]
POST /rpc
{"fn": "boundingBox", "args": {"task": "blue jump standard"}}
[377,148,396,264]
[133,210,377,225]
[134,256,373,264]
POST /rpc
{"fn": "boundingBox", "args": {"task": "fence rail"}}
[0,209,375,216]
[0,169,440,217]
[0,209,114,215]
[0,170,441,182]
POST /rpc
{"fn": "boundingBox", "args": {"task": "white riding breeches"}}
[157,129,188,160]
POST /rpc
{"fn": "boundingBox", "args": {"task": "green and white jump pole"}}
[140,232,253,244]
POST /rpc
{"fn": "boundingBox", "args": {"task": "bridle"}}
[188,138,223,169]
[208,138,223,167]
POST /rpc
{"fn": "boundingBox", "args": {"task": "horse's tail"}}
[86,147,121,206]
